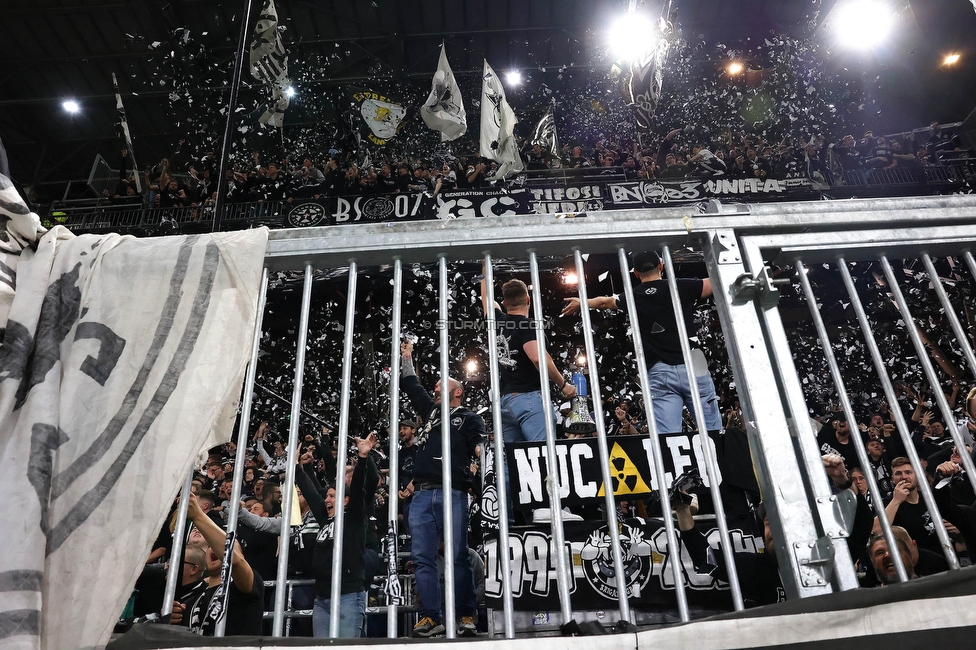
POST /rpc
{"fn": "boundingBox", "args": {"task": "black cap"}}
[632,251,661,273]
[399,419,417,429]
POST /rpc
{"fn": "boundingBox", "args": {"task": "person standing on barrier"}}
[481,267,578,442]
[562,250,722,434]
[294,432,378,638]
[480,265,579,522]
[399,340,484,638]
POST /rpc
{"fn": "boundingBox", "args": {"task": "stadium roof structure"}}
[1,0,974,200]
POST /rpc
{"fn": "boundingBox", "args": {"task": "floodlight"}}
[284,86,296,98]
[563,272,579,285]
[505,70,523,85]
[62,99,80,114]
[943,53,961,66]
[576,354,587,366]
[608,13,658,62]
[727,62,744,75]
[465,359,478,374]
[832,1,895,49]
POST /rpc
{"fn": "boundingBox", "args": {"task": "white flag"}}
[421,44,466,141]
[480,60,524,178]
[0,173,268,650]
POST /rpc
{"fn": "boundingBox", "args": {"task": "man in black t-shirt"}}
[883,457,940,555]
[562,251,721,434]
[481,269,577,444]
[171,493,264,637]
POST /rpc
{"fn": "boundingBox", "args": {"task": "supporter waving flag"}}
[112,73,141,192]
[480,60,524,178]
[421,43,467,141]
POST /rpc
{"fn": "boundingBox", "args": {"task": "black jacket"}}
[295,458,370,597]
[402,374,485,490]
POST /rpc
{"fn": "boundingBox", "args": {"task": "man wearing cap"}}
[562,251,721,434]
[397,418,419,533]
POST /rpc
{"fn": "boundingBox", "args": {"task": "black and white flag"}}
[421,43,467,142]
[0,173,268,649]
[621,4,673,130]
[249,0,290,128]
[112,73,141,193]
[480,60,524,178]
[530,105,561,164]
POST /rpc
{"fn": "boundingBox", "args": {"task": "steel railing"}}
[157,194,976,639]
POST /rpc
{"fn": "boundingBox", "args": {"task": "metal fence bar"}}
[482,253,515,638]
[704,230,838,599]
[161,471,195,620]
[735,237,861,593]
[571,248,631,623]
[329,260,358,638]
[525,250,576,627]
[437,255,458,639]
[273,263,314,636]
[616,246,690,622]
[661,245,745,611]
[920,254,976,379]
[794,260,909,583]
[215,267,269,637]
[834,257,960,568]
[385,257,403,639]
[878,255,976,491]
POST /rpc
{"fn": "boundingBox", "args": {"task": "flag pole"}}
[212,0,259,233]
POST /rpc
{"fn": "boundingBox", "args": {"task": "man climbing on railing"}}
[399,339,484,637]
[562,250,722,435]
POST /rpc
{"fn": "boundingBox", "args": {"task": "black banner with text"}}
[504,434,719,510]
[483,519,763,610]
[284,176,821,228]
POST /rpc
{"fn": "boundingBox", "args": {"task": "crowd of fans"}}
[99,120,970,213]
[129,337,976,636]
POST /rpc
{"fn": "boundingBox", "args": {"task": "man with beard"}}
[399,340,484,637]
[868,527,919,585]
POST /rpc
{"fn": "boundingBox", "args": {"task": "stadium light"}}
[62,99,80,114]
[608,13,658,62]
[576,354,587,366]
[727,62,744,75]
[563,271,579,285]
[832,1,896,49]
[943,53,961,66]
[465,359,478,374]
[505,70,523,85]
[284,86,296,98]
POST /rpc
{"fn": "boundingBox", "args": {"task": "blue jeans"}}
[408,488,477,622]
[647,362,722,433]
[312,591,366,638]
[500,390,557,443]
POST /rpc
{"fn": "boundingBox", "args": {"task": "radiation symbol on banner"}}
[597,442,651,496]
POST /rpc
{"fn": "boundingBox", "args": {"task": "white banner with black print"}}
[0,174,267,650]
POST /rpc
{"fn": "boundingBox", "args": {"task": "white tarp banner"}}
[0,174,268,649]
[479,60,524,178]
[421,43,467,141]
